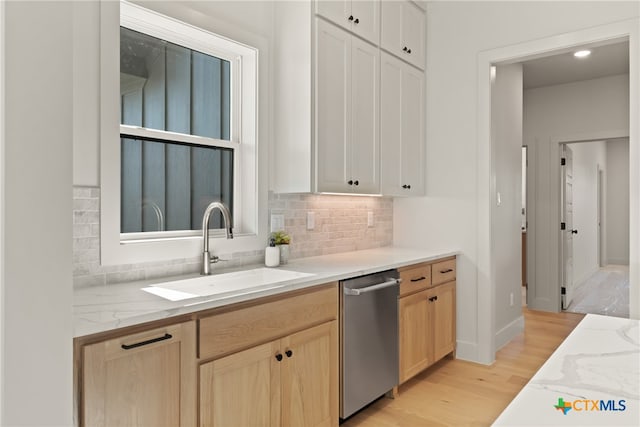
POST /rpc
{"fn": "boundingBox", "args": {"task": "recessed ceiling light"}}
[574,50,591,58]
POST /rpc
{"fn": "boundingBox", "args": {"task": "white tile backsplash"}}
[72,186,393,288]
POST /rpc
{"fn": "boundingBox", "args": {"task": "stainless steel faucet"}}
[201,201,233,275]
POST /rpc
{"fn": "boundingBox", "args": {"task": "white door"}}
[561,145,576,309]
[315,19,351,193]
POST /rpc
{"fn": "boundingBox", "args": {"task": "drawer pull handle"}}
[121,333,172,350]
[440,268,453,274]
[285,349,293,358]
[410,276,426,282]
[275,353,283,362]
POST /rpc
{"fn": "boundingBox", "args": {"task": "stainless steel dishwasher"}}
[341,269,400,419]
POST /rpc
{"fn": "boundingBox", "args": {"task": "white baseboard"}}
[495,315,524,351]
[607,258,629,266]
[454,339,478,363]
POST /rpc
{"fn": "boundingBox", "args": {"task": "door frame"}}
[560,143,575,311]
[597,166,605,267]
[476,18,639,364]
[553,133,627,311]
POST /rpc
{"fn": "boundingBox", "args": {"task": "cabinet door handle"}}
[348,180,353,185]
[428,296,436,302]
[354,180,359,186]
[402,46,408,52]
[402,184,412,189]
[348,15,354,21]
[434,296,438,301]
[407,48,412,54]
[354,18,359,24]
[275,353,283,362]
[121,333,172,350]
[285,349,293,358]
[440,268,453,274]
[410,276,426,282]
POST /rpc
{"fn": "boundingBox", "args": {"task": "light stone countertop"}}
[73,246,458,338]
[492,314,640,426]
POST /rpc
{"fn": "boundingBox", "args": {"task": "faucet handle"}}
[210,255,228,264]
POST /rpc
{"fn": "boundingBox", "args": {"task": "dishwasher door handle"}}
[343,278,401,296]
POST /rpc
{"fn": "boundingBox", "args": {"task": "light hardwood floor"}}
[342,309,585,427]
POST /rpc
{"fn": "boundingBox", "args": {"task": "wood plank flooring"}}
[342,309,585,427]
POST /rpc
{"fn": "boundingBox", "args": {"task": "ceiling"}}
[522,41,629,90]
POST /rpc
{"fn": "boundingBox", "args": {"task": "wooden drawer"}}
[199,283,338,360]
[399,263,431,296]
[432,258,456,285]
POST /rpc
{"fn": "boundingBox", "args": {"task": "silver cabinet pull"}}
[344,278,401,296]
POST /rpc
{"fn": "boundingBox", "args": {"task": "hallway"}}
[566,265,629,318]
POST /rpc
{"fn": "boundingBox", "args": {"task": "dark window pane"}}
[120,27,231,140]
[121,137,233,233]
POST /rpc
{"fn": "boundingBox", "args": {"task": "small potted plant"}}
[271,231,291,264]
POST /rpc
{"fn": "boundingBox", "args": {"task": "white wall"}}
[395,1,639,363]
[2,1,73,425]
[569,141,607,286]
[491,64,524,350]
[606,138,630,264]
[523,74,629,311]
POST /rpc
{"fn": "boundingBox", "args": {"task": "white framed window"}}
[100,1,265,265]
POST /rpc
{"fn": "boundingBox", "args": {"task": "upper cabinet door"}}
[380,54,404,195]
[402,1,425,69]
[316,0,380,45]
[350,37,380,194]
[316,0,351,30]
[401,63,425,195]
[380,53,424,196]
[315,19,352,193]
[381,0,425,69]
[350,0,380,45]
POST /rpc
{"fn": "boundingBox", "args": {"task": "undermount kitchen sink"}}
[141,267,315,301]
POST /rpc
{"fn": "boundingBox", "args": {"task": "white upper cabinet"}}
[272,2,382,195]
[316,0,380,45]
[316,19,379,194]
[380,53,424,196]
[381,0,425,69]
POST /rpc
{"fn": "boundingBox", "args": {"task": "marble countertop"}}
[493,314,639,426]
[73,246,458,338]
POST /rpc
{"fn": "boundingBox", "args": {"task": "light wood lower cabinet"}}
[399,288,432,382]
[199,321,338,427]
[431,282,456,362]
[399,259,456,384]
[82,321,197,427]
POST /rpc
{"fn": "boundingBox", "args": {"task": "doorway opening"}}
[516,39,630,316]
[478,18,638,364]
[561,139,630,318]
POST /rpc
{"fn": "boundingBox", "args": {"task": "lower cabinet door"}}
[200,340,281,427]
[399,289,431,383]
[281,321,338,427]
[82,321,197,427]
[432,281,456,362]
